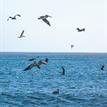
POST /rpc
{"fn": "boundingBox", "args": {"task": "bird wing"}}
[38,16,44,19]
[42,18,51,26]
[24,63,34,71]
[7,17,13,21]
[19,30,24,37]
[28,58,35,61]
[15,14,21,17]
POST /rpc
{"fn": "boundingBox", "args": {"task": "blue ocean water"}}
[0,52,107,107]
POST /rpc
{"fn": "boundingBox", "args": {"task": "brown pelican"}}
[38,15,52,26]
[76,28,85,32]
[18,30,25,38]
[61,66,65,75]
[101,65,104,71]
[24,58,48,71]
[7,14,21,21]
[52,89,59,94]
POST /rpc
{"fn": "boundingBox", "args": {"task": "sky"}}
[0,0,107,52]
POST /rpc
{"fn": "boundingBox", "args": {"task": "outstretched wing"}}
[19,30,24,38]
[24,63,34,71]
[15,14,21,17]
[42,18,51,26]
[7,17,13,21]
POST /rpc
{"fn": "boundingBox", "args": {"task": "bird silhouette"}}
[7,14,21,21]
[71,44,74,49]
[38,15,52,26]
[18,30,25,38]
[52,89,59,94]
[61,66,65,75]
[101,65,104,71]
[76,28,85,32]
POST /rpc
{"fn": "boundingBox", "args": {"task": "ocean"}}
[0,52,107,107]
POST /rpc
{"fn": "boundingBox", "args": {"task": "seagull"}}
[76,28,85,32]
[18,30,25,38]
[24,58,48,71]
[7,14,21,21]
[52,89,59,95]
[38,15,52,26]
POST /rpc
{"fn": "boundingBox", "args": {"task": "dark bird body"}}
[7,14,21,21]
[24,58,48,71]
[18,30,25,38]
[77,28,85,32]
[52,89,59,95]
[38,15,52,26]
[61,66,65,75]
[101,65,104,71]
[71,44,74,49]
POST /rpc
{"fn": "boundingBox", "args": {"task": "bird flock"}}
[6,13,105,95]
[7,13,85,49]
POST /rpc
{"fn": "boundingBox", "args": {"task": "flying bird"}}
[7,14,21,21]
[76,28,85,32]
[38,15,52,26]
[71,44,74,49]
[24,58,48,71]
[18,30,25,38]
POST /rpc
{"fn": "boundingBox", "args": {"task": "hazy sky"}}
[0,0,107,52]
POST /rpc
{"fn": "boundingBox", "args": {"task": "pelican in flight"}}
[24,58,48,71]
[7,14,21,21]
[38,15,52,26]
[18,30,25,38]
[76,28,85,32]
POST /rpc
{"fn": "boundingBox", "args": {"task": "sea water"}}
[0,52,107,107]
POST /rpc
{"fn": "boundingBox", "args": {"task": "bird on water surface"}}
[52,89,59,95]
